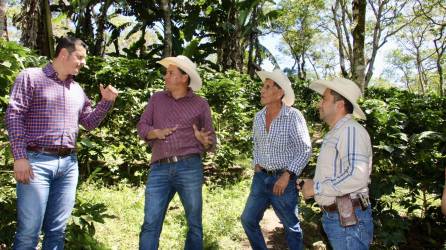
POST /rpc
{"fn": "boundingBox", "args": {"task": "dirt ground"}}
[239,208,327,250]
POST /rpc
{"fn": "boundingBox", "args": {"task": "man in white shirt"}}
[299,78,373,250]
[241,69,311,250]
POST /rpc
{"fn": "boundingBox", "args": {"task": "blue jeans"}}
[322,206,374,250]
[241,171,303,250]
[13,151,79,250]
[139,155,203,250]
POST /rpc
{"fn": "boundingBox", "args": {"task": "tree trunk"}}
[247,6,258,76]
[216,3,243,72]
[161,0,172,57]
[18,0,53,58]
[351,0,366,91]
[40,0,54,58]
[93,0,112,56]
[332,1,349,78]
[75,3,94,53]
[0,0,8,40]
[434,33,445,96]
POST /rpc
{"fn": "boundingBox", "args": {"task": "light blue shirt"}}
[252,105,312,175]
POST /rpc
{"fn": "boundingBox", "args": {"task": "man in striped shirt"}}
[137,55,215,250]
[299,78,373,249]
[241,69,311,250]
[6,37,118,249]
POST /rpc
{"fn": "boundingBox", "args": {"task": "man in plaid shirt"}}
[241,69,311,250]
[6,37,118,249]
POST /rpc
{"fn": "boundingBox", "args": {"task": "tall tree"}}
[385,49,415,92]
[330,0,418,90]
[416,0,446,96]
[161,0,172,57]
[0,0,8,40]
[14,0,54,57]
[351,0,366,91]
[93,0,113,56]
[270,0,324,79]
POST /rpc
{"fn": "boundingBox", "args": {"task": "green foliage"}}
[200,69,259,169]
[0,172,16,248]
[1,41,445,247]
[0,39,46,108]
[65,198,114,249]
[363,87,446,247]
[73,179,250,249]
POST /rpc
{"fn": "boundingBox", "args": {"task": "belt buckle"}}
[171,156,178,163]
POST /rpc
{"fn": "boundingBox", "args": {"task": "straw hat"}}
[309,78,366,119]
[256,69,295,106]
[157,55,202,91]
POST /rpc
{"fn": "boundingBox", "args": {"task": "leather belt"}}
[258,166,294,177]
[154,153,200,164]
[261,168,284,176]
[322,198,362,212]
[26,146,76,156]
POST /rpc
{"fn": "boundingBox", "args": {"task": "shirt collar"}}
[331,114,353,131]
[260,105,291,118]
[43,63,74,85]
[165,88,194,100]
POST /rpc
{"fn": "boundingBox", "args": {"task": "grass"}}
[76,179,252,250]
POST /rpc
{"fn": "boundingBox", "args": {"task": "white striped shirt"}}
[252,105,312,175]
[313,114,373,206]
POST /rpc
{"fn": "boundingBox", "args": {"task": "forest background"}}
[0,0,445,249]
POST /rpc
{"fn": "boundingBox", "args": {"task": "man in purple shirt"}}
[5,37,118,249]
[137,55,215,250]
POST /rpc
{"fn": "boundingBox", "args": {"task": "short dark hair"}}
[55,37,87,57]
[330,89,354,114]
[178,67,191,85]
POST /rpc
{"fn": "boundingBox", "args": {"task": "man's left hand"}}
[273,171,291,196]
[193,124,213,149]
[299,178,315,200]
[100,84,119,102]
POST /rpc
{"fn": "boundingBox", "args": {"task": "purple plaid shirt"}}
[6,64,113,160]
[137,89,216,164]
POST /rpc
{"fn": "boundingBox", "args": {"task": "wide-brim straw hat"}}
[157,55,202,91]
[309,78,366,120]
[256,69,295,106]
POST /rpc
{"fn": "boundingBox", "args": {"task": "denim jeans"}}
[322,206,373,250]
[13,151,79,250]
[241,171,303,250]
[139,155,203,250]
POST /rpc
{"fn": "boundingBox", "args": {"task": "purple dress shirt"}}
[137,89,216,164]
[6,64,113,160]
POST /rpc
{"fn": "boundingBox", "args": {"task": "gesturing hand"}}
[152,126,178,140]
[100,84,119,102]
[193,124,213,149]
[14,159,34,184]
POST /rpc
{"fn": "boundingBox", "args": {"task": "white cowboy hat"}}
[157,55,202,91]
[309,78,366,120]
[256,69,295,106]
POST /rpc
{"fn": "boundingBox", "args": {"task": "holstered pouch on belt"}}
[336,194,358,227]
